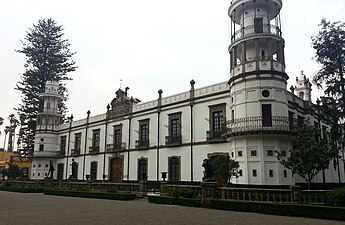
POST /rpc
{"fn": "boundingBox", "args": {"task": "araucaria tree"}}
[16,19,77,155]
[277,123,338,190]
[312,19,345,122]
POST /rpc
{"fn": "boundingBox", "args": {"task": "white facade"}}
[31,0,345,186]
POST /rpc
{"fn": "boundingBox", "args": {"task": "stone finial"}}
[158,89,163,98]
[87,110,91,117]
[190,79,195,88]
[106,104,110,111]
[290,85,295,93]
[125,87,129,96]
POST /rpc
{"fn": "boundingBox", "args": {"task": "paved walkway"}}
[0,191,344,225]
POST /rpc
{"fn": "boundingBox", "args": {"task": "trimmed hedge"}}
[0,186,43,193]
[176,197,201,207]
[44,189,136,200]
[326,187,345,207]
[148,195,176,205]
[210,199,345,221]
[148,195,201,207]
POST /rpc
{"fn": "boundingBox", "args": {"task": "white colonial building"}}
[31,0,345,186]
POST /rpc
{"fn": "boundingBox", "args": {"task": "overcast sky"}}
[0,0,345,150]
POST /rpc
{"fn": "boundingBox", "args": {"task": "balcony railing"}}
[89,146,99,154]
[135,139,149,149]
[70,148,80,156]
[231,24,282,42]
[206,130,226,142]
[106,143,126,152]
[57,151,65,157]
[224,116,296,137]
[165,135,182,146]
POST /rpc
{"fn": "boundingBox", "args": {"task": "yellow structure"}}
[0,152,32,179]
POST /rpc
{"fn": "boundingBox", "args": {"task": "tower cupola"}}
[295,70,312,102]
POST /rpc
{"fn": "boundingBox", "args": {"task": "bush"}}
[0,186,43,193]
[210,199,345,221]
[148,195,176,205]
[176,198,201,207]
[166,188,195,198]
[44,189,136,200]
[326,187,345,207]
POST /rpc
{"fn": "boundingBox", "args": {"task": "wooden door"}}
[110,157,123,182]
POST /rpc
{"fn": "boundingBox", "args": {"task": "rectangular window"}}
[114,125,122,149]
[137,119,149,148]
[74,133,81,155]
[239,170,243,177]
[250,150,257,157]
[91,129,100,153]
[39,144,44,151]
[90,161,97,181]
[269,170,274,177]
[283,170,287,178]
[57,163,64,180]
[252,169,257,177]
[167,113,182,145]
[288,111,295,131]
[238,151,243,157]
[254,17,264,33]
[267,150,274,157]
[262,104,272,127]
[60,136,66,154]
[169,157,180,181]
[138,158,148,181]
[208,104,226,140]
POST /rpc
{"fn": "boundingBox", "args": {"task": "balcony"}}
[106,143,126,152]
[70,148,80,156]
[135,139,149,149]
[206,130,226,142]
[89,146,99,154]
[57,151,65,157]
[165,135,182,146]
[224,116,296,138]
[231,24,282,42]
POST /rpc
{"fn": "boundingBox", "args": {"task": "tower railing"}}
[224,116,296,137]
[231,24,282,42]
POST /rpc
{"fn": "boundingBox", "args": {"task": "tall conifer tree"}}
[16,19,77,155]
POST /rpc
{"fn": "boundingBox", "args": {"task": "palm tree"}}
[3,126,9,150]
[7,114,19,152]
[0,116,3,136]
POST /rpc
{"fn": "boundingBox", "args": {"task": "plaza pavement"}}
[0,191,344,225]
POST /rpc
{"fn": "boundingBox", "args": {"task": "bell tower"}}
[226,0,293,186]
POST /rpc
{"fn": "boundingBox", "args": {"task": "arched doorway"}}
[110,157,123,182]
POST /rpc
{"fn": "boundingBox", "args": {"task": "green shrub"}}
[0,186,43,193]
[43,189,136,200]
[3,182,11,187]
[148,195,176,205]
[176,198,201,207]
[326,187,345,207]
[210,200,345,221]
[166,188,195,198]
